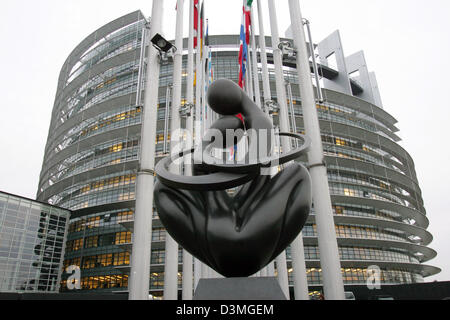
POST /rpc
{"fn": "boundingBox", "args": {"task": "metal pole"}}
[247,44,255,101]
[194,0,208,281]
[182,0,195,301]
[135,26,147,106]
[129,0,163,301]
[245,62,250,96]
[195,0,202,148]
[193,0,202,290]
[304,19,323,103]
[267,0,292,299]
[290,234,309,300]
[288,0,345,300]
[256,0,271,109]
[164,0,184,300]
[256,0,275,278]
[164,85,171,154]
[250,7,261,108]
[186,0,195,169]
[286,82,298,147]
[194,259,202,290]
[205,43,213,130]
[286,81,308,300]
[202,46,208,134]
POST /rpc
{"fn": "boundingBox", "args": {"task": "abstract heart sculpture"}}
[154,79,312,277]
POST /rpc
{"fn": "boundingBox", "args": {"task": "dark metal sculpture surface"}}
[154,79,312,277]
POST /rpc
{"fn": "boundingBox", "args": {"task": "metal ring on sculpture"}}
[155,147,259,191]
[155,132,311,191]
[199,132,311,173]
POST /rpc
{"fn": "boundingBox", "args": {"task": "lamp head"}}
[151,33,174,53]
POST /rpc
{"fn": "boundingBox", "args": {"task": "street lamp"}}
[278,41,297,59]
[264,100,280,116]
[151,33,177,64]
[179,103,194,119]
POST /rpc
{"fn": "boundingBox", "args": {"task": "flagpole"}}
[256,0,271,112]
[182,0,195,301]
[256,0,275,278]
[195,1,203,149]
[304,19,324,103]
[206,45,213,130]
[267,0,292,299]
[129,0,163,301]
[247,55,254,100]
[288,0,345,300]
[192,0,202,292]
[163,0,185,301]
[195,0,210,282]
[135,25,147,109]
[194,258,202,290]
[246,32,254,101]
[201,2,209,281]
[202,39,208,133]
[202,47,206,134]
[245,63,251,96]
[250,6,261,108]
[206,40,214,129]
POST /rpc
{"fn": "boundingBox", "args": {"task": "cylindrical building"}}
[37,11,440,298]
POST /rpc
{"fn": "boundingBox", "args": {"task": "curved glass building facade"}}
[36,11,439,297]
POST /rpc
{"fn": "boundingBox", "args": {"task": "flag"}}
[194,0,204,49]
[243,0,252,45]
[238,12,248,89]
[208,50,213,86]
[229,147,234,161]
[237,2,249,127]
[229,144,237,162]
[210,65,214,83]
[194,0,199,48]
[204,20,211,78]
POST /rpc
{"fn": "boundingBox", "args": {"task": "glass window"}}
[115,232,131,244]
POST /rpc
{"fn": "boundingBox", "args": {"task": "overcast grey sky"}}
[0,0,449,282]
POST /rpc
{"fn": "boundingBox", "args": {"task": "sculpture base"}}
[193,277,287,300]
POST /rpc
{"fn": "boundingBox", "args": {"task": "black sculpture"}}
[154,79,312,277]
